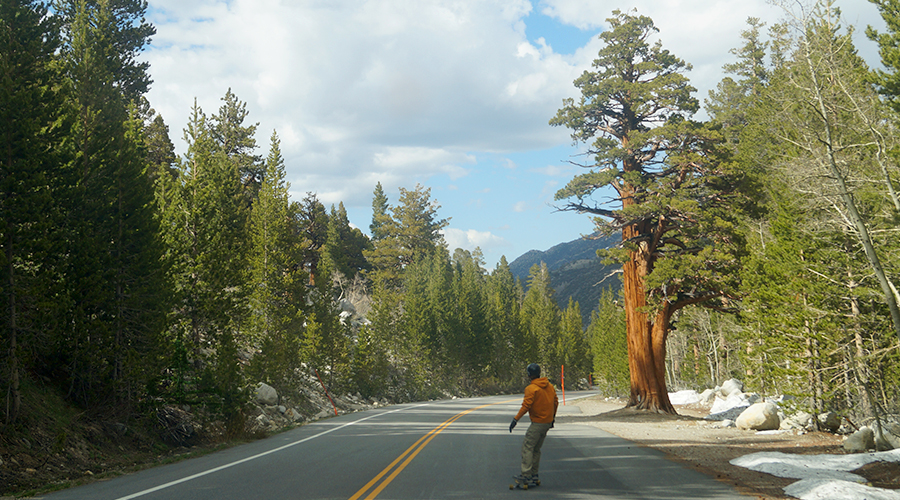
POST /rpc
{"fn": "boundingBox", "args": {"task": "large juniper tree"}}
[551,10,751,412]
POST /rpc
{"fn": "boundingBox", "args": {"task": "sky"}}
[140,0,887,270]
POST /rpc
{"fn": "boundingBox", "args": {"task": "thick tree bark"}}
[622,222,676,414]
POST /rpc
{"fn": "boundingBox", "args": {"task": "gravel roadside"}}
[558,394,897,500]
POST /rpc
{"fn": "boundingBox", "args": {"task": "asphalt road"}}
[37,392,749,499]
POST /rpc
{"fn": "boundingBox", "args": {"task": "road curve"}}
[37,392,749,499]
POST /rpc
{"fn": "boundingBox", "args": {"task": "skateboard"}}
[509,475,540,490]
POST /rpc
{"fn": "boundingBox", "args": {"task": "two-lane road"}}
[38,393,749,499]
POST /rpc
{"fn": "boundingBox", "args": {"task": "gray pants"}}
[521,422,552,477]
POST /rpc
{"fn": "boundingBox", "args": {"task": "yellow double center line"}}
[349,399,515,500]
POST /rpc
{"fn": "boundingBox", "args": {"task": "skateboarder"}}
[509,363,558,486]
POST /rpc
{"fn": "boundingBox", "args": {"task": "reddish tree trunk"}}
[622,219,676,414]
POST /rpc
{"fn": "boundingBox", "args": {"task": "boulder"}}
[710,392,749,415]
[843,427,875,452]
[339,299,356,314]
[780,411,814,431]
[817,412,841,433]
[256,414,271,427]
[874,422,900,451]
[706,405,749,422]
[699,388,717,405]
[285,408,305,423]
[719,379,744,398]
[735,402,780,431]
[255,382,278,406]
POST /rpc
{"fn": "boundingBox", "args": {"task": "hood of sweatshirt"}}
[532,377,550,388]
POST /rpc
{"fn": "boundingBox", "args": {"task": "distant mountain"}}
[509,233,621,326]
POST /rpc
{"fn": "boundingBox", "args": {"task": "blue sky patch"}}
[524,6,597,55]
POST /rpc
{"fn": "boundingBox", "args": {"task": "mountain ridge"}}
[509,233,621,326]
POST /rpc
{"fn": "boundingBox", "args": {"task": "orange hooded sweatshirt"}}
[514,377,558,424]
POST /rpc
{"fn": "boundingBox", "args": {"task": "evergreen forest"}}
[2,0,900,455]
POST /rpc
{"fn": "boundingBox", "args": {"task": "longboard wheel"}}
[509,485,514,490]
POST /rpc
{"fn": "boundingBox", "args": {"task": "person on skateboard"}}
[509,363,558,486]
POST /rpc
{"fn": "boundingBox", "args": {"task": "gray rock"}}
[699,388,717,405]
[277,405,287,414]
[874,422,900,451]
[781,411,814,431]
[817,412,841,433]
[720,419,736,428]
[255,383,278,406]
[285,408,305,423]
[706,405,749,422]
[843,427,875,452]
[736,402,780,431]
[719,379,744,398]
[256,414,271,427]
[710,392,749,416]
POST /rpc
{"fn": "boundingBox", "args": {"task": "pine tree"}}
[158,100,250,416]
[521,263,560,374]
[0,0,67,424]
[370,182,390,242]
[305,223,349,389]
[296,193,328,286]
[486,256,525,387]
[559,298,589,388]
[740,188,848,411]
[706,17,772,154]
[589,288,629,396]
[766,0,900,340]
[55,0,163,406]
[137,97,178,183]
[452,248,489,380]
[210,88,264,201]
[364,184,449,286]
[326,202,371,280]
[247,132,306,392]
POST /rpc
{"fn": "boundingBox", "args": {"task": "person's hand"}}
[509,418,518,433]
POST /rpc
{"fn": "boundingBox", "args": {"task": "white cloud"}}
[442,227,510,253]
[530,164,574,177]
[513,201,528,212]
[143,0,578,214]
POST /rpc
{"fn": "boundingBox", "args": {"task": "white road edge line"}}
[113,404,429,500]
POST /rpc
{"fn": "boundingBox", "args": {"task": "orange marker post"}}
[561,365,565,406]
